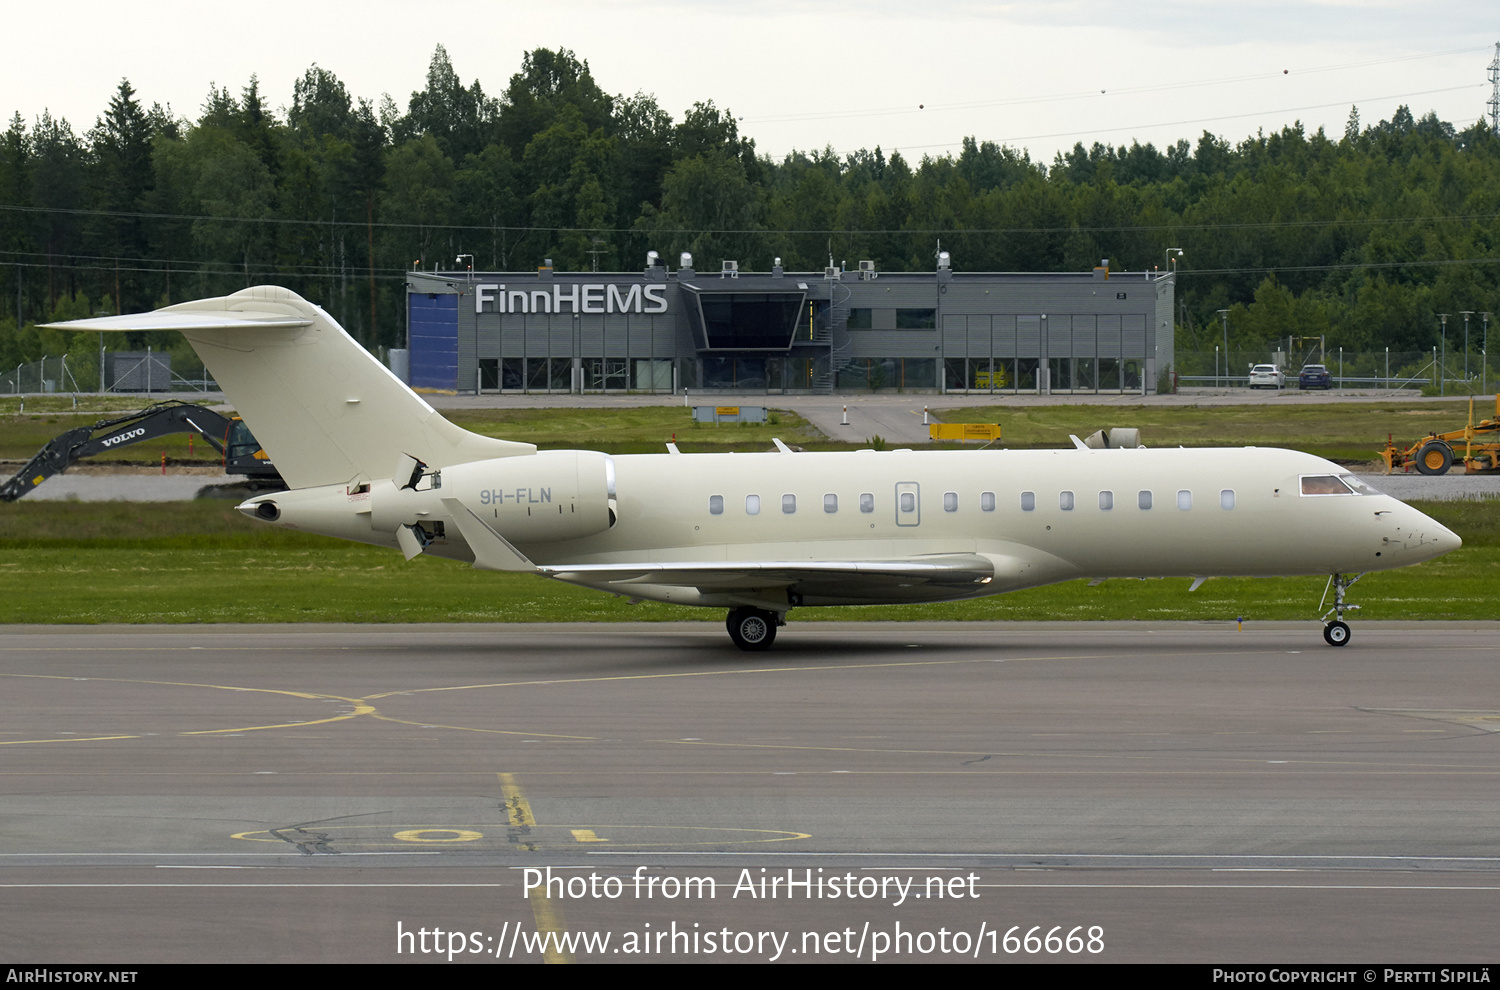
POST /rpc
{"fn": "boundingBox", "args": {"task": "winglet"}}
[440,498,537,572]
[1069,434,1088,450]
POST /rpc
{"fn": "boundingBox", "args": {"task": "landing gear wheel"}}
[1323,621,1351,647]
[1415,442,1452,476]
[1318,573,1363,648]
[726,607,778,652]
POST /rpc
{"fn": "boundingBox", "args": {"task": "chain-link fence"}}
[0,355,86,394]
[1174,347,1496,394]
[1,351,218,394]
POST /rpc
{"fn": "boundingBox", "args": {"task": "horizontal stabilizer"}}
[42,311,311,333]
[43,286,535,489]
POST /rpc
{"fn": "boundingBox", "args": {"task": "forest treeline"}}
[2,44,1499,370]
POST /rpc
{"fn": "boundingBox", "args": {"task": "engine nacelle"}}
[434,451,615,544]
[242,450,616,549]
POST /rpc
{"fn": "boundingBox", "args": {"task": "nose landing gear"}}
[1319,572,1364,647]
[726,607,783,651]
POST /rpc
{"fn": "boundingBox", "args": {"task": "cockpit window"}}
[1340,475,1383,496]
[1300,475,1352,496]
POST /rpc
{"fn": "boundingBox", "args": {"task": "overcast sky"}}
[6,1,1497,164]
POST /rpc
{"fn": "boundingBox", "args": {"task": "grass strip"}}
[0,498,1490,625]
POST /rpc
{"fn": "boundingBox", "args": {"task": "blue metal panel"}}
[409,292,458,389]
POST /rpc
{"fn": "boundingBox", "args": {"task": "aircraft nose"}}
[1432,519,1462,555]
[1405,506,1461,561]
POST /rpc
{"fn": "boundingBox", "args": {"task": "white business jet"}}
[48,286,1461,651]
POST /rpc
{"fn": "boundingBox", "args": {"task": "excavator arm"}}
[1,400,281,501]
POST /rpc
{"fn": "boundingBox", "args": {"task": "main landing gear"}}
[726,607,783,651]
[1319,572,1364,647]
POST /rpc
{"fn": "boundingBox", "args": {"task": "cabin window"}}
[1220,489,1236,510]
[980,491,996,512]
[1300,475,1353,496]
[943,492,958,512]
[1138,490,1153,510]
[1020,491,1036,511]
[1059,491,1075,511]
[709,495,724,515]
[1099,491,1114,510]
[782,494,797,514]
[900,492,916,513]
[824,494,838,513]
[860,492,875,513]
[1177,489,1192,510]
[746,494,761,515]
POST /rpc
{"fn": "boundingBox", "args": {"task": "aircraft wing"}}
[540,555,998,607]
[541,556,994,588]
[444,496,1025,606]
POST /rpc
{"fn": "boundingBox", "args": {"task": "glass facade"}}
[409,268,1170,395]
[692,291,807,350]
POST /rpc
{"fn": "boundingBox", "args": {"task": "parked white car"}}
[1248,364,1285,389]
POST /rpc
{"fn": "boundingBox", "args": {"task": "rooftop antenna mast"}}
[1489,42,1500,135]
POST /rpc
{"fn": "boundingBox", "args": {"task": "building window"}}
[1221,489,1236,510]
[709,495,724,515]
[980,491,996,512]
[1177,490,1192,510]
[1099,491,1114,510]
[824,494,838,513]
[1138,490,1153,510]
[860,493,874,513]
[896,309,937,329]
[746,494,760,515]
[782,494,797,514]
[846,308,872,329]
[1059,491,1075,511]
[1020,491,1036,511]
[943,492,958,512]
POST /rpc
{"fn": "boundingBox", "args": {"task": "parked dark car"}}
[1299,364,1332,390]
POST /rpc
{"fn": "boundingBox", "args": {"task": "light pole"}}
[1460,310,1474,388]
[1482,312,1491,394]
[1165,247,1184,273]
[1438,313,1449,396]
[1217,309,1230,388]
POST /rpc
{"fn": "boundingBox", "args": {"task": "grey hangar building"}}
[404,255,1176,395]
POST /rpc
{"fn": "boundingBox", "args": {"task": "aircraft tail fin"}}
[45,286,534,489]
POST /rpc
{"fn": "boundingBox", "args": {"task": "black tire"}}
[1414,442,1452,476]
[1323,621,1351,647]
[726,607,777,651]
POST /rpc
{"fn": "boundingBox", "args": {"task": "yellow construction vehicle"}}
[1380,395,1500,475]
